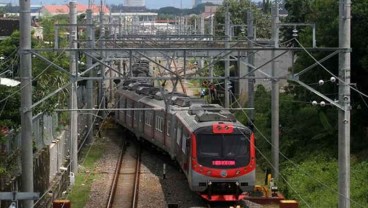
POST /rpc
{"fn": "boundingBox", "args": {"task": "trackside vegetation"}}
[227,0,368,207]
[67,136,107,207]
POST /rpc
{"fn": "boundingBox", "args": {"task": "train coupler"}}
[207,181,212,200]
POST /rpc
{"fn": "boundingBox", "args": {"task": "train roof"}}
[116,81,246,131]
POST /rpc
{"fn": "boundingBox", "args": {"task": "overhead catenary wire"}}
[9,10,365,207]
[1,22,108,106]
[32,93,108,208]
[294,38,368,100]
[0,47,70,106]
[223,89,312,207]
[229,90,366,208]
[33,23,108,208]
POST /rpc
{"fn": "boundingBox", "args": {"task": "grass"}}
[66,136,107,208]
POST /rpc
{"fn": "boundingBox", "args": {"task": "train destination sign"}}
[212,160,235,166]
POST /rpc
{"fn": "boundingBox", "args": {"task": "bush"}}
[279,156,368,208]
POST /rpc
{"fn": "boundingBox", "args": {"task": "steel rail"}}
[105,142,125,208]
[132,145,141,208]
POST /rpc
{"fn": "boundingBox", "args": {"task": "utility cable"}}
[32,94,107,208]
[294,38,368,100]
[230,90,366,207]
[34,18,111,208]
[238,128,312,208]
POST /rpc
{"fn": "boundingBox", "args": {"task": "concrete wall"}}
[49,131,67,184]
[238,50,292,105]
[0,85,90,207]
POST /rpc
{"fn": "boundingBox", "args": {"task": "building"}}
[40,4,109,16]
[193,0,223,7]
[201,5,218,18]
[124,0,145,7]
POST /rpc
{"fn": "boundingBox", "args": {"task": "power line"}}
[229,90,365,208]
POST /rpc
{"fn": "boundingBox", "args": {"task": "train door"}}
[144,109,153,139]
[126,99,132,128]
[151,109,155,140]
[176,124,183,163]
[156,113,165,146]
[181,130,190,175]
[138,104,144,133]
[169,114,177,159]
[130,99,134,128]
[119,95,126,125]
[164,114,171,149]
[133,102,139,129]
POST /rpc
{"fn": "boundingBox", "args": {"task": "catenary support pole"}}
[224,8,230,108]
[338,0,351,207]
[271,2,280,180]
[247,11,255,122]
[99,2,106,117]
[69,0,78,173]
[86,8,94,144]
[209,13,214,83]
[200,14,205,35]
[19,0,34,206]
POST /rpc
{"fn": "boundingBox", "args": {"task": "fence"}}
[0,85,90,191]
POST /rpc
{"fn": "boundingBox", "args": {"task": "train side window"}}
[160,116,163,131]
[120,96,125,108]
[126,101,131,117]
[166,120,171,136]
[145,111,151,126]
[176,125,182,145]
[155,116,163,132]
[139,108,143,122]
[134,105,137,121]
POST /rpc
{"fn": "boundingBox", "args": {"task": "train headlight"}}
[236,170,240,175]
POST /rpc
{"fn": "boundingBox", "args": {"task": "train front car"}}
[188,107,256,202]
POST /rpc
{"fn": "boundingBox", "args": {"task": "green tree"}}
[0,31,22,131]
[284,0,368,154]
[0,86,20,130]
[40,15,69,45]
[261,0,272,14]
[0,15,71,129]
[32,15,75,114]
[247,85,338,168]
[214,0,271,39]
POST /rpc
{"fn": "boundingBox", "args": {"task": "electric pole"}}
[271,1,280,180]
[224,7,230,108]
[99,2,106,117]
[86,8,94,144]
[20,0,34,206]
[69,0,78,173]
[338,0,351,207]
[247,11,255,122]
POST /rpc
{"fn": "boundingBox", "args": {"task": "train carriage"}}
[115,81,256,202]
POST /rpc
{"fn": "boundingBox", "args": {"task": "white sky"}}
[19,0,261,9]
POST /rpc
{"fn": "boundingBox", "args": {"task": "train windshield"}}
[196,134,250,169]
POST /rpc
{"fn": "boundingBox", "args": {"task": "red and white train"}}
[115,81,256,202]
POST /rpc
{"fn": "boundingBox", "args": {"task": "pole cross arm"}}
[289,76,344,110]
[0,192,39,201]
[83,52,125,77]
[30,51,72,76]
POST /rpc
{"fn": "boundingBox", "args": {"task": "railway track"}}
[106,141,141,208]
[100,130,261,208]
